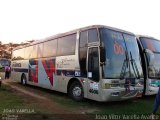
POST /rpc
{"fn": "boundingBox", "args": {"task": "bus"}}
[0,58,10,69]
[137,35,160,95]
[0,58,10,80]
[11,25,143,102]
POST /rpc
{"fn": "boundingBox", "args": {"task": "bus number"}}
[114,42,124,55]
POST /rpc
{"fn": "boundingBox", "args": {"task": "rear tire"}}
[69,81,84,101]
[21,74,27,85]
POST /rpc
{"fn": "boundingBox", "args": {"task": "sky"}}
[0,0,160,44]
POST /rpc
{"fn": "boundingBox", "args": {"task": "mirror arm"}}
[100,62,105,66]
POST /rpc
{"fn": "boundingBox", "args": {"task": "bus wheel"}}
[69,81,84,101]
[21,74,27,85]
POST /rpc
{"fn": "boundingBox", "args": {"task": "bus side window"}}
[37,43,43,58]
[79,31,88,77]
[32,45,38,58]
[146,40,156,52]
[12,49,25,60]
[88,47,99,81]
[57,34,76,56]
[24,46,33,59]
[88,29,98,43]
[43,39,57,57]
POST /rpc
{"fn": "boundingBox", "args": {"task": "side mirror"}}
[100,47,106,64]
[144,49,155,66]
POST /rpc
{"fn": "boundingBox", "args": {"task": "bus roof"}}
[136,35,156,40]
[13,25,135,51]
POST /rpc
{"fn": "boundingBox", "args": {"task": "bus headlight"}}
[135,79,144,87]
[110,84,120,87]
[149,83,158,87]
[136,82,143,87]
[103,83,111,89]
[150,80,160,87]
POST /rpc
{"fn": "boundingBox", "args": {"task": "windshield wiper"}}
[130,52,140,79]
[120,51,129,79]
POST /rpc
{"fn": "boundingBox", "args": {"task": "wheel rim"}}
[73,86,82,97]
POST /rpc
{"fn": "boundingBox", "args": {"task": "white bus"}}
[11,25,143,101]
[137,35,160,95]
[0,58,10,80]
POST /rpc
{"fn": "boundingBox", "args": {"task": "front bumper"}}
[100,86,143,101]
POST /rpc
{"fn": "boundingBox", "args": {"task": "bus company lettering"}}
[56,57,75,69]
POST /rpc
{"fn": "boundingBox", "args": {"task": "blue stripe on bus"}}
[56,70,81,77]
[12,68,28,73]
[12,68,82,77]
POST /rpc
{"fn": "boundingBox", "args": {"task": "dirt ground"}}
[2,79,94,120]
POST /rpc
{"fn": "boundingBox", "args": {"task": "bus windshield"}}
[100,29,143,79]
[0,59,10,67]
[140,37,160,78]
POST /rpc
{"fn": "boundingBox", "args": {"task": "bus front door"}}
[87,47,100,101]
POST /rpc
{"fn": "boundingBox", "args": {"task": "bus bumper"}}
[145,86,159,95]
[101,87,143,101]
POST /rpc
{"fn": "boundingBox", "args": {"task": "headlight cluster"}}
[103,81,122,89]
[150,80,160,87]
[149,83,158,87]
[135,79,144,87]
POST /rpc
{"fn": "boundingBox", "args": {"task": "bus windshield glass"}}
[140,37,160,78]
[100,29,143,79]
[123,34,143,79]
[140,37,160,52]
[0,59,10,67]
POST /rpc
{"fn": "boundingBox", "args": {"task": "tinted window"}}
[88,29,98,43]
[88,47,99,81]
[140,37,160,78]
[100,29,143,79]
[0,59,10,67]
[100,29,127,78]
[37,43,43,58]
[57,34,76,56]
[12,48,25,60]
[24,46,33,59]
[140,37,160,52]
[32,45,37,58]
[148,53,160,78]
[43,39,57,57]
[123,34,143,78]
[80,31,87,47]
[79,31,88,76]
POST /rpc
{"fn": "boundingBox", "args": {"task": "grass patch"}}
[91,97,156,114]
[47,90,155,114]
[0,85,53,120]
[0,85,24,113]
[48,91,160,115]
[20,84,160,115]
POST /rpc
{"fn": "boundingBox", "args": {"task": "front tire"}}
[21,74,27,85]
[69,81,84,101]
